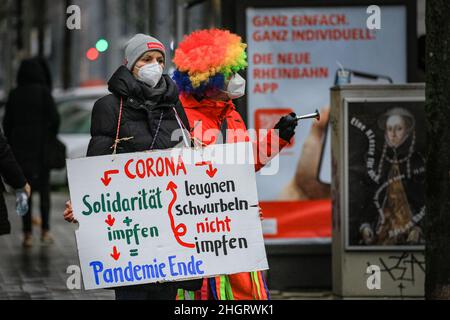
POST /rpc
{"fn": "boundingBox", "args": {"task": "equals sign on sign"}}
[130,249,139,257]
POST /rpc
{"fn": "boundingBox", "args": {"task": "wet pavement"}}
[0,191,114,300]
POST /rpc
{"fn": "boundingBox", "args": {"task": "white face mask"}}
[222,73,246,99]
[136,62,163,88]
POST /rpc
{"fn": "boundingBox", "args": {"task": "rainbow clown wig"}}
[172,29,247,95]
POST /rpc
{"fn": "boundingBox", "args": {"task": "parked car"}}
[51,86,108,186]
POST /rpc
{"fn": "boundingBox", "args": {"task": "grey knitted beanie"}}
[124,33,166,70]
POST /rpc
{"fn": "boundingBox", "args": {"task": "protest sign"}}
[67,142,268,290]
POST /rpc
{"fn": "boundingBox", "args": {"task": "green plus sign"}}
[123,216,133,227]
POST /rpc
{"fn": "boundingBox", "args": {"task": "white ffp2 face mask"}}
[222,73,246,99]
[136,62,163,88]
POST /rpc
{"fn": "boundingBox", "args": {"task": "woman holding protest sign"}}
[63,33,201,300]
[172,29,299,300]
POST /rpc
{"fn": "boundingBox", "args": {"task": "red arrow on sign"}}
[166,181,195,249]
[206,164,218,178]
[105,214,115,227]
[101,170,119,186]
[195,161,218,178]
[110,246,120,261]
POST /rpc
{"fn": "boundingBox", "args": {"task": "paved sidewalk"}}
[0,191,114,300]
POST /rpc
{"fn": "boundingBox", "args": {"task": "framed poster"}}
[344,97,426,251]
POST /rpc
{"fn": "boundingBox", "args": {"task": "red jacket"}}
[179,94,291,172]
[179,94,291,300]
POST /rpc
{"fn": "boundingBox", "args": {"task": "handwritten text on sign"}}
[67,142,268,290]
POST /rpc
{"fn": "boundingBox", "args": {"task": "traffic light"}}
[96,39,109,52]
[86,48,99,61]
[86,38,109,61]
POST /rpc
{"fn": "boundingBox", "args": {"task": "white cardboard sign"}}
[67,142,268,290]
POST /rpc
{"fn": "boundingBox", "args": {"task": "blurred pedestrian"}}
[3,57,60,247]
[0,129,31,236]
[63,34,201,300]
[172,29,299,300]
[27,57,53,229]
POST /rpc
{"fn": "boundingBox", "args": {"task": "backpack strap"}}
[111,97,124,154]
[111,97,133,154]
[218,117,228,144]
[172,105,192,148]
[173,102,191,131]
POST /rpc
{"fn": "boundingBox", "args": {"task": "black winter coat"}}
[3,58,60,183]
[87,66,201,293]
[87,66,190,156]
[0,129,27,235]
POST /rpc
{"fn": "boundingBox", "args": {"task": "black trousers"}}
[22,170,51,233]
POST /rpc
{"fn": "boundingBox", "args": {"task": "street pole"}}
[106,0,122,79]
[150,0,175,70]
[1,0,13,92]
[175,0,186,45]
[36,0,46,57]
[5,0,24,91]
[62,0,72,89]
[425,0,450,300]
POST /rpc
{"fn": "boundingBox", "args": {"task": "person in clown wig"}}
[172,29,299,300]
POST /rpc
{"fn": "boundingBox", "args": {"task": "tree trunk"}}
[425,0,450,300]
